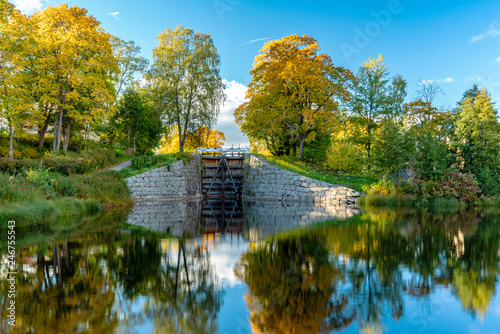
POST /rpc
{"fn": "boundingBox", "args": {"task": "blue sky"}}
[13,0,500,146]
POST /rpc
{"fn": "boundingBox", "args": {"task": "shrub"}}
[53,177,78,197]
[324,140,365,173]
[402,172,481,203]
[21,147,40,159]
[25,168,56,199]
[362,177,397,195]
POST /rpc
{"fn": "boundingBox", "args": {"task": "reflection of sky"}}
[207,236,250,288]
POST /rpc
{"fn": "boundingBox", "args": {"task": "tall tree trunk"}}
[56,110,63,154]
[292,142,297,157]
[62,117,72,154]
[53,111,60,156]
[38,112,51,148]
[299,135,306,160]
[8,120,14,160]
[178,129,185,153]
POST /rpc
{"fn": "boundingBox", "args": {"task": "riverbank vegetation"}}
[239,36,500,207]
[1,3,228,230]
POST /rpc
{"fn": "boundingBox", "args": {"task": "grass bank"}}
[358,193,500,210]
[0,145,134,230]
[120,152,192,178]
[260,155,376,193]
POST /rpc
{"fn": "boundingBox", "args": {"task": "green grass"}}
[261,155,376,193]
[120,152,193,179]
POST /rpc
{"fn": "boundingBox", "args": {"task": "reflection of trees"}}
[0,212,223,333]
[144,238,223,334]
[235,233,354,334]
[237,210,500,333]
[448,215,500,319]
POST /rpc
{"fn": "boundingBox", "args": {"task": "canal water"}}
[1,202,500,333]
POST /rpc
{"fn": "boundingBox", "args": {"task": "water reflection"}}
[1,205,500,333]
[126,200,361,239]
[236,209,500,333]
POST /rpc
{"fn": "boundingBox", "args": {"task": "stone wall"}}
[125,155,201,202]
[243,154,362,205]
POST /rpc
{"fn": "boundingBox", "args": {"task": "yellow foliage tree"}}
[235,34,356,159]
[0,2,32,159]
[30,4,118,154]
[158,126,225,154]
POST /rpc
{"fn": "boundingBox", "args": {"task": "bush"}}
[21,147,40,159]
[25,168,56,199]
[402,172,481,203]
[324,141,365,173]
[362,177,397,195]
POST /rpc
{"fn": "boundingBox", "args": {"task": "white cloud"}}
[470,21,500,42]
[108,11,120,19]
[215,79,249,147]
[420,79,434,85]
[437,77,455,83]
[12,0,45,14]
[242,37,272,45]
[465,74,483,83]
[495,56,500,63]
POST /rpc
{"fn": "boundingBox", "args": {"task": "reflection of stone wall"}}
[125,155,201,202]
[243,154,362,205]
[126,200,361,241]
[244,201,361,241]
[126,201,201,237]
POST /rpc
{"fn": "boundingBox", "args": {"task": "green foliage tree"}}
[451,88,500,195]
[111,88,162,154]
[147,25,225,153]
[111,37,149,97]
[349,55,390,158]
[371,119,409,179]
[411,130,449,182]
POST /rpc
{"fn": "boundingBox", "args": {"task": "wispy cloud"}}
[465,74,483,83]
[437,77,455,83]
[12,0,45,14]
[494,56,500,63]
[242,37,272,45]
[108,11,121,20]
[470,21,500,42]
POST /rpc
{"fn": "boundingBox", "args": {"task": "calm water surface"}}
[1,202,500,334]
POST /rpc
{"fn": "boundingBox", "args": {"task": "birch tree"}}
[147,25,225,152]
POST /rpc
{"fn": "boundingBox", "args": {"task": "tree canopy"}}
[235,34,356,159]
[148,25,225,153]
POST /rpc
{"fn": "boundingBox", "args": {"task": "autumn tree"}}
[148,25,225,153]
[30,4,118,155]
[236,34,356,160]
[159,126,225,153]
[0,2,32,159]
